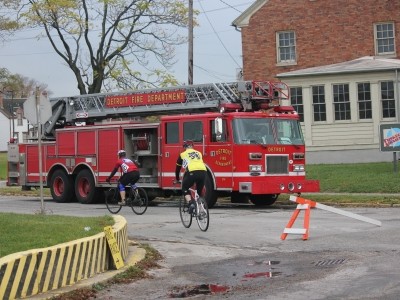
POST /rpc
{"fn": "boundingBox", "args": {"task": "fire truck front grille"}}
[266,155,289,174]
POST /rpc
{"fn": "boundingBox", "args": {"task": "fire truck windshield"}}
[232,118,304,145]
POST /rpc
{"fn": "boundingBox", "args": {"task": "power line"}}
[197,0,253,13]
[0,51,55,57]
[197,1,241,68]
[217,0,244,13]
[193,64,235,81]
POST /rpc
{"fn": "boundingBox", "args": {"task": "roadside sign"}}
[23,93,52,125]
[379,124,400,152]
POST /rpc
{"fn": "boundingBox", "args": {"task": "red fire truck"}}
[7,81,319,208]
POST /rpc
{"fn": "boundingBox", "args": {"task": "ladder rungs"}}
[283,228,307,234]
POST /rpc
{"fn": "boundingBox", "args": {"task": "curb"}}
[27,241,146,300]
[0,216,130,300]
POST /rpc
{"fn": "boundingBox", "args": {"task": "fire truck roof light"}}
[220,103,242,112]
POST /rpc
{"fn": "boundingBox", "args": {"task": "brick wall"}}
[241,0,400,80]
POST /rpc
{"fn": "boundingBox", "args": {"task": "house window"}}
[312,85,326,122]
[17,110,23,126]
[381,81,395,118]
[277,31,296,63]
[357,83,372,119]
[290,87,304,122]
[375,23,395,55]
[333,84,351,121]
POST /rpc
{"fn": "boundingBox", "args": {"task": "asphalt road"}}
[1,195,400,299]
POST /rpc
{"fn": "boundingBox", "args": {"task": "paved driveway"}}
[1,196,399,299]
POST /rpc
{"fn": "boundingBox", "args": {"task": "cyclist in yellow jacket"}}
[175,140,207,213]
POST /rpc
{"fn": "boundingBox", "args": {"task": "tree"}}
[0,0,190,94]
[0,67,48,98]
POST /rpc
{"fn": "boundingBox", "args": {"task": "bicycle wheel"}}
[129,187,148,215]
[105,188,122,214]
[179,196,192,228]
[196,197,209,232]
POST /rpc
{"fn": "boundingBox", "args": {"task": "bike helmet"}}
[183,140,193,148]
[117,149,126,157]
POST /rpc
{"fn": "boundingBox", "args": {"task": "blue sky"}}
[0,0,253,97]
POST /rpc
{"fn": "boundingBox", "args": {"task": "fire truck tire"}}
[75,169,97,204]
[50,170,75,203]
[249,194,279,206]
[204,175,217,208]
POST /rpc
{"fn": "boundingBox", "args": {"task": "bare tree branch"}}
[0,0,190,94]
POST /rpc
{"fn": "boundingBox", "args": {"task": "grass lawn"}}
[306,162,400,193]
[0,213,114,258]
[0,152,6,180]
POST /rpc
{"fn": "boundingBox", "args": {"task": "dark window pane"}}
[166,122,179,144]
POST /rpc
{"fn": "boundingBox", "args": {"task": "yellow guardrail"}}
[0,215,128,300]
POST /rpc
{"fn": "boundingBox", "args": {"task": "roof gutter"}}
[277,67,400,79]
[396,69,400,122]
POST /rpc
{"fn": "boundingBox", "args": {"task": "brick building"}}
[233,0,400,80]
[233,0,400,163]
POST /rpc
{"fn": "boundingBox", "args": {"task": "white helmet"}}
[117,150,126,157]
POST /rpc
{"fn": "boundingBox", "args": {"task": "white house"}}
[0,95,30,152]
[0,108,11,152]
[277,56,400,164]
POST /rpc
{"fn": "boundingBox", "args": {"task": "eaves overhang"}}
[277,56,400,78]
[232,0,268,29]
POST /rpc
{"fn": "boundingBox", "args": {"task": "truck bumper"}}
[238,177,320,194]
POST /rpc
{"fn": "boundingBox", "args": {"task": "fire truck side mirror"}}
[214,117,223,141]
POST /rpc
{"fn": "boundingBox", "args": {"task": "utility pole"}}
[36,87,46,214]
[188,0,193,85]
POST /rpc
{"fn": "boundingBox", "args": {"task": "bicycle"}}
[105,182,148,215]
[173,180,209,231]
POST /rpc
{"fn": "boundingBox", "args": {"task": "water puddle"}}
[169,284,230,298]
[242,260,282,281]
[242,271,283,279]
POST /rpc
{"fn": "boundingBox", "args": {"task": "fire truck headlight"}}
[249,165,262,172]
[293,164,304,172]
[280,184,285,191]
[288,182,295,191]
[297,183,302,190]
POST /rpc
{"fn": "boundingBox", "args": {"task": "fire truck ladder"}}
[44,81,288,136]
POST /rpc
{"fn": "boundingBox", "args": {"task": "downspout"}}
[397,69,400,122]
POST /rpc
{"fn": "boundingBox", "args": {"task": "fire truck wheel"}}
[249,194,279,206]
[50,170,75,203]
[75,169,97,204]
[204,175,217,208]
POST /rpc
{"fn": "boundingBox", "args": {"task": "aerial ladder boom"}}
[43,81,289,137]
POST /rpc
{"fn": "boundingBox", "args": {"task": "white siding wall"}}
[283,71,400,163]
[0,111,11,152]
[13,118,29,143]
